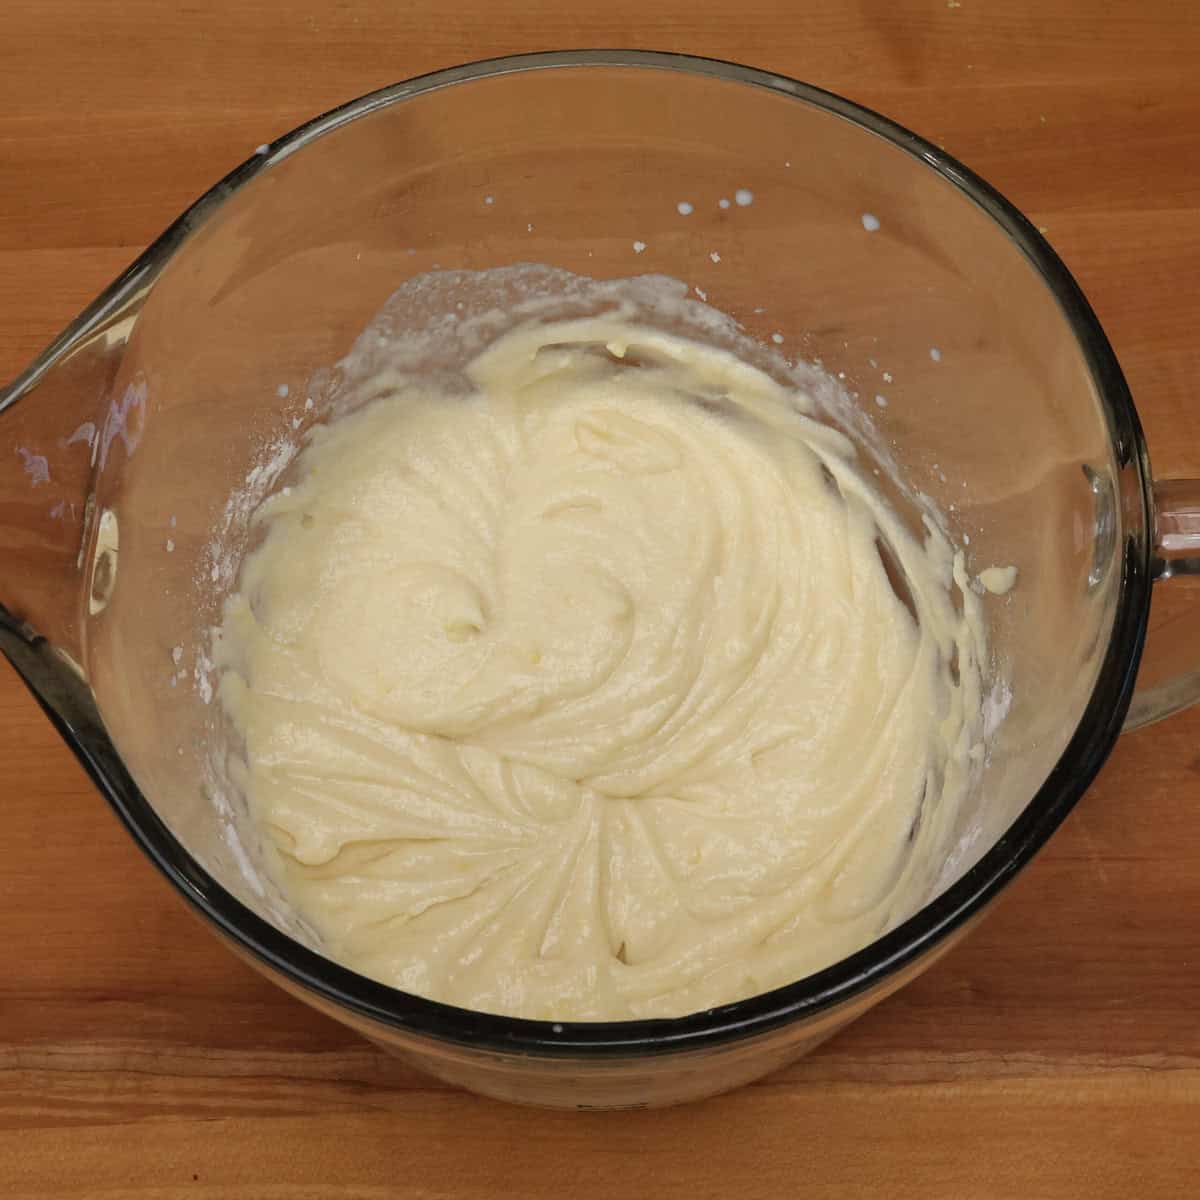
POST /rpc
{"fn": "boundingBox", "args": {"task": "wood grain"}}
[3,1,1199,1195]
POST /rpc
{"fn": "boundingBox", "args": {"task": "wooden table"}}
[3,2,1199,1195]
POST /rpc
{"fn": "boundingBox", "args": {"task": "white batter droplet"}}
[978,565,1018,595]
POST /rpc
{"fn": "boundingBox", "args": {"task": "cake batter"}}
[216,278,987,1020]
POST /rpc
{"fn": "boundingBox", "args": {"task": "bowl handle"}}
[1123,478,1200,730]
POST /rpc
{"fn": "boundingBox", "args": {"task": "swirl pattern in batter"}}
[216,287,985,1020]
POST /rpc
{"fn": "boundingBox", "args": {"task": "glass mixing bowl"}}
[3,51,1199,1109]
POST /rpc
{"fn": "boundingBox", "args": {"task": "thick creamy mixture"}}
[216,283,986,1020]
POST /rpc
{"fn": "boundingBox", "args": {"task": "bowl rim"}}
[7,49,1153,1057]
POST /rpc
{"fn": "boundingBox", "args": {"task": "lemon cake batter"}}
[216,278,986,1020]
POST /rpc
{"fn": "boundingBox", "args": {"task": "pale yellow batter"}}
[216,283,986,1020]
